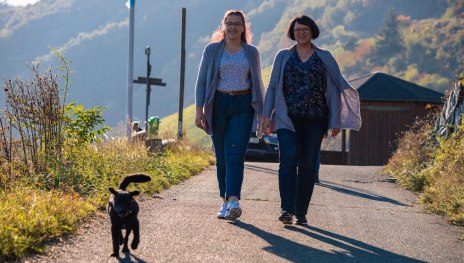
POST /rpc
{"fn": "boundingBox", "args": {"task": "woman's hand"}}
[195,106,206,130]
[260,117,271,136]
[330,128,341,137]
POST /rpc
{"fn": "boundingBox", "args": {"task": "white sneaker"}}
[217,201,228,219]
[225,200,242,220]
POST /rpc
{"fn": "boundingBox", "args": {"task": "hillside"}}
[160,104,211,148]
[256,0,462,92]
[1,0,461,128]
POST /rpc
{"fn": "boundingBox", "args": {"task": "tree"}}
[374,8,405,65]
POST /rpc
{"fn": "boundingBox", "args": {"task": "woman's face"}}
[293,22,312,45]
[224,14,244,41]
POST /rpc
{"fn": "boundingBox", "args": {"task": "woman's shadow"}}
[231,221,423,263]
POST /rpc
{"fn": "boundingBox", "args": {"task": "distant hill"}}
[1,0,461,129]
[160,104,211,148]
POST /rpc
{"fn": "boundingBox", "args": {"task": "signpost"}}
[133,46,166,132]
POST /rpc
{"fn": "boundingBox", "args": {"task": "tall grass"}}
[420,122,464,225]
[0,138,214,261]
[0,54,215,261]
[383,115,437,192]
[384,76,464,229]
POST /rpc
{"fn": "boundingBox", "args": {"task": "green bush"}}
[385,75,464,228]
[383,116,436,192]
[0,139,214,261]
[420,122,464,225]
[0,52,215,260]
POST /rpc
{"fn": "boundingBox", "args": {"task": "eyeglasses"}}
[225,22,243,28]
[294,28,310,33]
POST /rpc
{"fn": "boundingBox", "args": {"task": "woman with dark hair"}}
[195,10,265,220]
[261,15,361,225]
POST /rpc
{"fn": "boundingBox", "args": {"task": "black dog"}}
[107,173,151,257]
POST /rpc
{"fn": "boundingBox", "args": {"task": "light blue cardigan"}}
[264,44,362,132]
[195,40,266,135]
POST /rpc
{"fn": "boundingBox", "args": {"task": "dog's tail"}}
[118,173,151,190]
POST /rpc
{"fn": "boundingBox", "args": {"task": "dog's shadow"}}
[113,251,147,263]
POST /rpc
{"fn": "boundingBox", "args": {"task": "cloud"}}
[0,0,73,38]
[247,0,278,18]
[37,19,129,62]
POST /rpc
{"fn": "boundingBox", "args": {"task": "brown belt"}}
[217,89,252,96]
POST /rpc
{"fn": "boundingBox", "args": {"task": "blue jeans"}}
[212,92,254,200]
[276,116,327,216]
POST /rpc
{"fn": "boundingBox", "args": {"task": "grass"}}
[0,53,215,261]
[384,112,464,231]
[420,123,464,225]
[0,187,95,257]
[160,104,212,149]
[0,138,214,261]
[385,73,464,238]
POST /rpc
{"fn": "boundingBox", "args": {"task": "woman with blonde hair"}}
[195,10,265,220]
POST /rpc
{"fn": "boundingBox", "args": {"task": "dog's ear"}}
[130,190,140,196]
[109,187,117,194]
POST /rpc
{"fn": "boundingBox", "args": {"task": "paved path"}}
[24,163,464,263]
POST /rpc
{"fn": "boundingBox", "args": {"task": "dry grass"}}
[385,117,464,228]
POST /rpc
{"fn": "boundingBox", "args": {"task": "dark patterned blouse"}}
[283,51,328,119]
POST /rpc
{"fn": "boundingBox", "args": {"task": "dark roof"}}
[349,72,443,103]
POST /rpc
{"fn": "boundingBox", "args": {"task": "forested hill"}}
[256,0,463,92]
[0,0,462,127]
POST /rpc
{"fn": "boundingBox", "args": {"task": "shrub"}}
[384,114,436,192]
[420,122,464,225]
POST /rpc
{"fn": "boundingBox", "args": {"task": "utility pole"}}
[126,0,135,138]
[177,8,186,139]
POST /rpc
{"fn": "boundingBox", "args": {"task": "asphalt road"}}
[23,163,464,263]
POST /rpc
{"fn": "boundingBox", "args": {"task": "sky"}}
[3,0,40,6]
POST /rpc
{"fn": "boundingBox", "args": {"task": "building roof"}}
[349,72,443,103]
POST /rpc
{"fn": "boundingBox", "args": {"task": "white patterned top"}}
[217,47,251,92]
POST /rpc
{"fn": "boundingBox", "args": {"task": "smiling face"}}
[224,14,244,41]
[293,22,312,45]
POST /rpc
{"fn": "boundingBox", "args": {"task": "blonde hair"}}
[210,10,253,44]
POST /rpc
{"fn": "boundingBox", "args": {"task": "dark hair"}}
[287,15,320,40]
[210,10,252,44]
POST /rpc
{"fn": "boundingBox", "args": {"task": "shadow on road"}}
[232,221,423,263]
[244,164,278,175]
[115,252,147,263]
[318,182,409,206]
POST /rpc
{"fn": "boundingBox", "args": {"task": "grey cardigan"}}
[264,44,362,132]
[195,40,265,135]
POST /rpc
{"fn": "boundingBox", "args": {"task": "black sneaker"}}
[279,211,294,224]
[295,215,307,225]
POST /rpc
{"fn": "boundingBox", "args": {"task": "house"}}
[321,72,443,166]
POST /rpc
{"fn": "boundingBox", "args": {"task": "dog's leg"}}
[122,227,131,253]
[131,219,140,250]
[119,230,123,245]
[110,225,120,257]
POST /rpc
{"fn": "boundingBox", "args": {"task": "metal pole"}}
[145,46,151,132]
[126,0,135,138]
[177,7,186,139]
[342,129,347,164]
